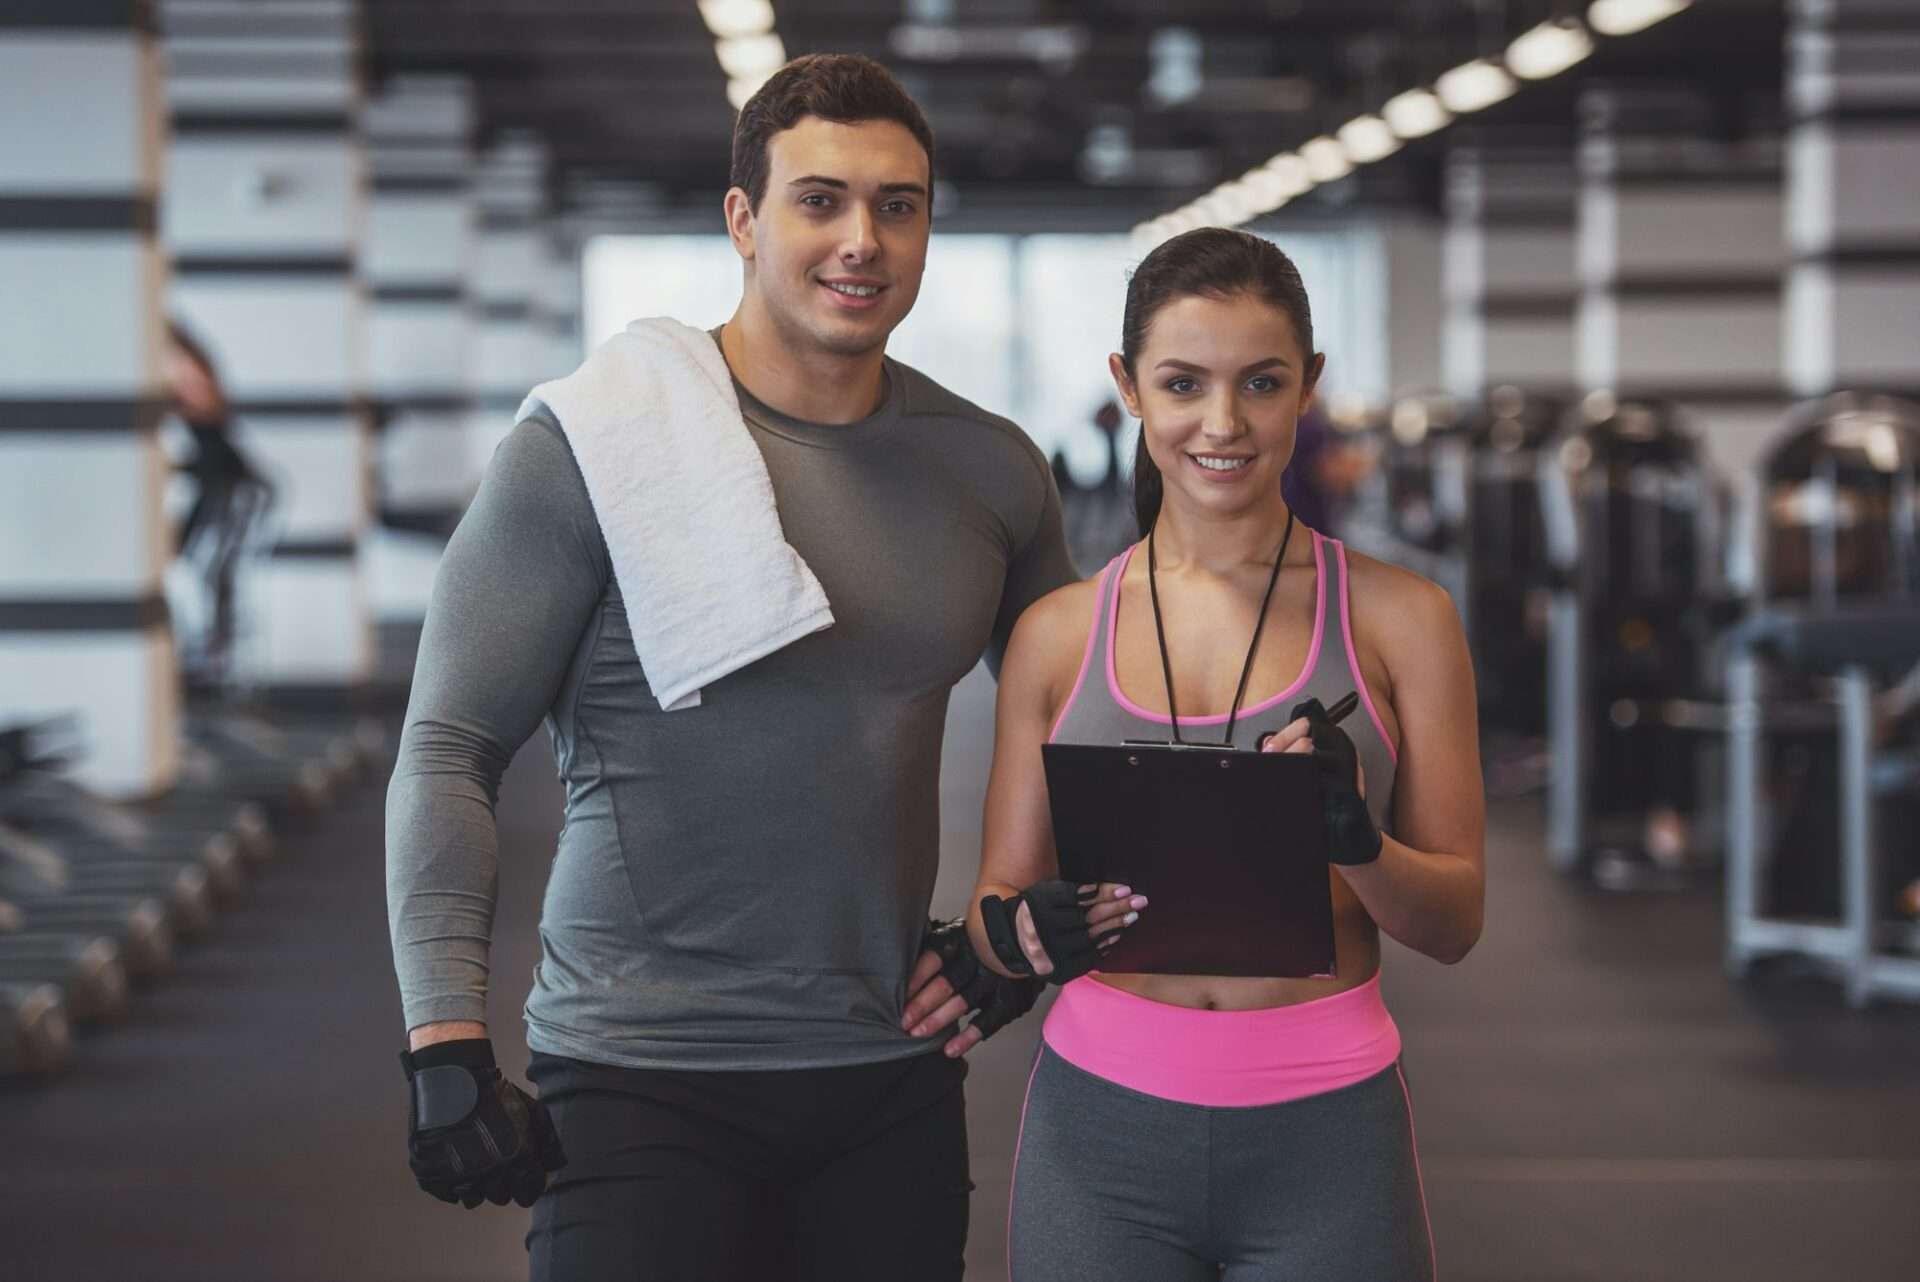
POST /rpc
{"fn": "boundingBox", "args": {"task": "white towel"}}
[520,317,834,711]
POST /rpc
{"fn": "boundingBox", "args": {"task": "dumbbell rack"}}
[1725,605,1920,1006]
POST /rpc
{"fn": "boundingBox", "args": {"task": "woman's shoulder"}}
[1338,542,1464,661]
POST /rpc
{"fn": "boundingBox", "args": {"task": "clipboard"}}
[1041,742,1335,978]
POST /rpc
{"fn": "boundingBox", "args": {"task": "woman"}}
[969,227,1484,1280]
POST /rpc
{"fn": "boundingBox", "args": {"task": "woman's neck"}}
[1149,498,1301,578]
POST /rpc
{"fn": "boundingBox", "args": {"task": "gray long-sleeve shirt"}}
[386,352,1074,1071]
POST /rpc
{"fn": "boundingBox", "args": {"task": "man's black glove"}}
[1288,697,1383,866]
[401,1039,566,1209]
[923,918,1041,1040]
[979,880,1109,985]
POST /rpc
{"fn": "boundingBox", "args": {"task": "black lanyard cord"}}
[1146,508,1297,747]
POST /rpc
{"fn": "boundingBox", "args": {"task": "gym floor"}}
[4,666,1919,1281]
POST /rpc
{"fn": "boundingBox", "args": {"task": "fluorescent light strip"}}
[1588,0,1690,37]
[1506,18,1594,80]
[699,0,774,40]
[1133,9,1673,240]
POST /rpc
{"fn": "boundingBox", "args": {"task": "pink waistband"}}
[1041,973,1402,1108]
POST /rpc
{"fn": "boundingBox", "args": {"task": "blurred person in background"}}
[385,53,1072,1282]
[162,320,273,687]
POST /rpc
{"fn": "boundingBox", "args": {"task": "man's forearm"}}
[409,1019,489,1051]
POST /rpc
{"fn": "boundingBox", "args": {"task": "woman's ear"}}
[1298,351,1327,415]
[1107,353,1143,419]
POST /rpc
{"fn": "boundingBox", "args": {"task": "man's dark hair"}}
[730,53,935,213]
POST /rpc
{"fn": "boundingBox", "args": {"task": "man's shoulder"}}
[892,361,1033,445]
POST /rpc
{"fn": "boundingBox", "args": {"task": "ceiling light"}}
[716,33,786,80]
[727,73,773,110]
[698,0,774,40]
[1261,153,1314,198]
[1300,135,1353,183]
[1506,18,1595,80]
[1214,180,1258,224]
[1435,57,1518,113]
[1587,0,1690,37]
[1241,166,1294,212]
[1336,113,1400,163]
[1382,87,1451,139]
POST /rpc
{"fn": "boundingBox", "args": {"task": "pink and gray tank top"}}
[1048,529,1398,830]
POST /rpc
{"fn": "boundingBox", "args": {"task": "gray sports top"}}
[386,351,1074,1071]
[1050,531,1398,830]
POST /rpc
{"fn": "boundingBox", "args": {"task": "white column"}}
[1578,88,1788,481]
[161,0,372,688]
[1786,0,1920,401]
[469,134,552,482]
[1381,213,1445,399]
[362,75,476,622]
[1443,146,1578,401]
[0,0,179,797]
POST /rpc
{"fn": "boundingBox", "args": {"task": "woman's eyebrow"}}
[1151,356,1294,374]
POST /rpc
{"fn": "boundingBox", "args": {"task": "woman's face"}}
[1109,291,1322,523]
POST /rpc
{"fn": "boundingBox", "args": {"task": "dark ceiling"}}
[362,0,1786,221]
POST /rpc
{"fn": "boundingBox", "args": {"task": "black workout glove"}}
[979,880,1109,985]
[1288,697,1383,866]
[923,917,1041,1040]
[401,1038,566,1209]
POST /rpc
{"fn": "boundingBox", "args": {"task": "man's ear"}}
[723,187,756,262]
[1107,353,1143,419]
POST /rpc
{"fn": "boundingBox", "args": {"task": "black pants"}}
[525,1049,971,1282]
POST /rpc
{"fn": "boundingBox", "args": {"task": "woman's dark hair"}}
[1120,227,1316,535]
[730,54,935,214]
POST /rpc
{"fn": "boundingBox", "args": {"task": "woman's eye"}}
[1247,376,1279,393]
[1166,377,1198,394]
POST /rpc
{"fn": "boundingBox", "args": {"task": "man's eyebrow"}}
[1152,356,1294,374]
[786,176,928,198]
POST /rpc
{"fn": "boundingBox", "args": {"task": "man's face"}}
[729,116,930,359]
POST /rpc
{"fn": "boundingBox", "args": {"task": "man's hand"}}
[401,1039,566,1209]
[901,918,1042,1057]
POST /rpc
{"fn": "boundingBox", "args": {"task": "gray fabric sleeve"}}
[985,459,1077,677]
[385,413,609,1032]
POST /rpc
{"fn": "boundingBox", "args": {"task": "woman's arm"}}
[1343,573,1485,963]
[1271,570,1485,964]
[967,586,1143,978]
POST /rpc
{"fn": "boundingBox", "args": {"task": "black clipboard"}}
[1040,742,1335,978]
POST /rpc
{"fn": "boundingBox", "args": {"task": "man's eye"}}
[801,193,833,208]
[881,200,915,216]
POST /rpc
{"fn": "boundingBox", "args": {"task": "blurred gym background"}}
[2,1,1918,1279]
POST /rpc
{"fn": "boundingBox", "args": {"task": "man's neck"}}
[719,302,889,426]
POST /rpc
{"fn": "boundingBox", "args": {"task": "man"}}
[385,53,1073,1281]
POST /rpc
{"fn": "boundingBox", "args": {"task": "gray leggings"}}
[1008,1046,1435,1281]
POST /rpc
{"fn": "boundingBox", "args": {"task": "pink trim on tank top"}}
[1102,532,1327,726]
[1335,540,1398,765]
[1041,973,1401,1108]
[1045,558,1116,744]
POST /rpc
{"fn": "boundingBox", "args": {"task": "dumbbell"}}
[0,860,215,939]
[136,792,275,864]
[0,981,70,1078]
[0,935,128,1024]
[16,822,248,904]
[9,896,174,979]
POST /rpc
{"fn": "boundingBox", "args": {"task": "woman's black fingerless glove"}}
[1289,698,1383,866]
[978,880,1107,985]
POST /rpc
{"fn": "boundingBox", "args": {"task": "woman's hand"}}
[1014,882,1147,978]
[1260,714,1368,798]
[980,881,1148,984]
